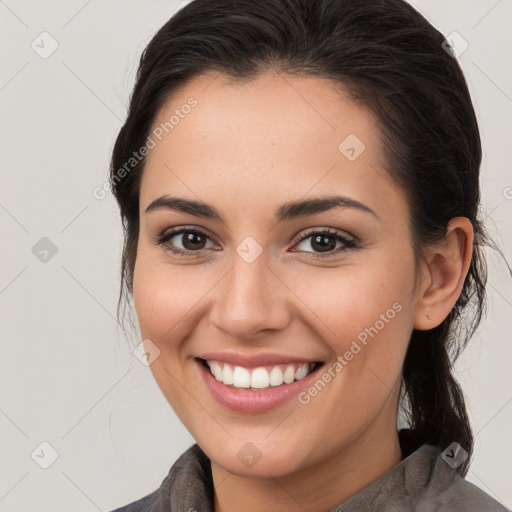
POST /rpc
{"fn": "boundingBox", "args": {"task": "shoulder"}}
[421,447,509,511]
[108,487,160,512]
[336,443,509,512]
[401,444,508,511]
[108,443,213,512]
[439,477,509,511]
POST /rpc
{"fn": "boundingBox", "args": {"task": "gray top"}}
[110,441,508,512]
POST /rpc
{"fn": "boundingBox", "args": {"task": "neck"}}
[211,418,403,512]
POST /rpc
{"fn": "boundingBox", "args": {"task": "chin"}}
[200,434,313,478]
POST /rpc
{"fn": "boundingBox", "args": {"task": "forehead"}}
[147,70,377,161]
[139,70,406,225]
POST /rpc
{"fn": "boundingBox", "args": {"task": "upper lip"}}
[197,351,324,368]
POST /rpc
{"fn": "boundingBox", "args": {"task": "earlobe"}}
[413,217,474,331]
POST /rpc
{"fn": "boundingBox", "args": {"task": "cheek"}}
[294,262,412,341]
[288,254,415,387]
[287,262,414,447]
[131,251,210,415]
[132,251,214,343]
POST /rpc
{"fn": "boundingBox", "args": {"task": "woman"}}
[108,0,507,510]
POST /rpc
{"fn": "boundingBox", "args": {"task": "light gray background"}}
[1,1,511,511]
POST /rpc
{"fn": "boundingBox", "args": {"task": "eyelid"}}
[291,227,356,246]
[154,226,220,251]
[154,225,358,258]
[289,227,358,258]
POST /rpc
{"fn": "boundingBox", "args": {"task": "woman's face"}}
[133,71,423,477]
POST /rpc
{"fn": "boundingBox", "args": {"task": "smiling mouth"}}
[197,358,324,391]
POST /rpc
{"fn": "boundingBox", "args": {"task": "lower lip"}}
[196,359,323,413]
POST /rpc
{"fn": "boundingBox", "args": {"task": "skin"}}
[132,70,473,512]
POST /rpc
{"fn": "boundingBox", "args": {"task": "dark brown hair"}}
[109,0,495,475]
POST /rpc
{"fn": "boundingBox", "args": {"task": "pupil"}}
[312,234,335,252]
[184,232,205,250]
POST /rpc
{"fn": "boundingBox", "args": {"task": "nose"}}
[209,253,292,342]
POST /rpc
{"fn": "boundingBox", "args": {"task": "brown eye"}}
[155,228,217,256]
[292,228,357,258]
[179,231,208,250]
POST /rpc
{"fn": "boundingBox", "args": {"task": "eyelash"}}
[154,226,358,259]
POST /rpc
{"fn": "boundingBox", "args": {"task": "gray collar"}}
[155,442,506,512]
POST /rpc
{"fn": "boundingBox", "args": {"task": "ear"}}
[413,217,474,330]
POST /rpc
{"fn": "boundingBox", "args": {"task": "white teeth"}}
[205,360,317,389]
[269,366,284,386]
[222,364,233,385]
[209,361,223,381]
[250,367,270,389]
[283,365,295,384]
[295,363,308,380]
[232,366,251,388]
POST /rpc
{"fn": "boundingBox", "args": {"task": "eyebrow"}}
[144,194,379,222]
